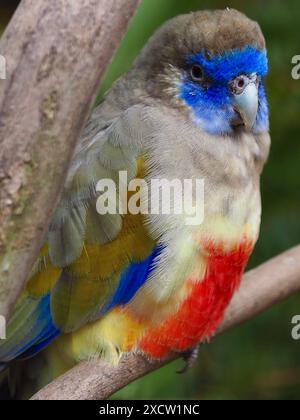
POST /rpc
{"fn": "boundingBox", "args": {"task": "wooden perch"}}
[0,0,140,320]
[31,244,300,400]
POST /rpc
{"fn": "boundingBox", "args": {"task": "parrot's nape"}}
[0,8,270,399]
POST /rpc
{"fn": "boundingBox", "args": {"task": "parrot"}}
[0,8,270,398]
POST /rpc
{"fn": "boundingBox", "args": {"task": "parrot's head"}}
[134,8,269,136]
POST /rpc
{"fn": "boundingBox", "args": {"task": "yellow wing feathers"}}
[24,155,155,332]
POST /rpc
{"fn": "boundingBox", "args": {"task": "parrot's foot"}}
[177,345,200,374]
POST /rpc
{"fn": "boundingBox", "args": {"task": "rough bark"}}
[31,245,300,400]
[0,0,140,320]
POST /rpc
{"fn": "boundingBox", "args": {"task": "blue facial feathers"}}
[187,46,268,84]
[179,46,269,135]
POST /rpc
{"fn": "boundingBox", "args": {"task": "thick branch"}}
[31,245,300,400]
[0,0,140,320]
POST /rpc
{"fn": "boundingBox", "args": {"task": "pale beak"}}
[230,74,259,130]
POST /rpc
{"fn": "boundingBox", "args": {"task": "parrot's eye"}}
[190,65,204,81]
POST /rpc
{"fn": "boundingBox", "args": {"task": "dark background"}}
[1,0,300,400]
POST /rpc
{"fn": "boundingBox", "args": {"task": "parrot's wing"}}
[0,104,159,363]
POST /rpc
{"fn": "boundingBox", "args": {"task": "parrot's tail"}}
[0,365,11,400]
[0,363,7,373]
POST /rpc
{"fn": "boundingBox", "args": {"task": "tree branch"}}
[0,0,140,320]
[31,244,300,400]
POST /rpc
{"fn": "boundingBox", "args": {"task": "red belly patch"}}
[138,240,253,358]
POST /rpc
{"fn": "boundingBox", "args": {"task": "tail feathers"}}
[0,365,11,400]
[0,363,7,373]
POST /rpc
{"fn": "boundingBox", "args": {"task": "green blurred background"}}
[1,0,300,400]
